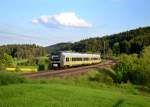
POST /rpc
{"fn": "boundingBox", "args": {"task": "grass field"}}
[0,70,150,107]
[0,83,150,107]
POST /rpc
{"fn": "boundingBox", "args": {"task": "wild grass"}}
[0,83,150,107]
[0,72,28,85]
[0,70,150,107]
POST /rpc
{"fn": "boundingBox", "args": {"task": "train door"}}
[60,55,65,67]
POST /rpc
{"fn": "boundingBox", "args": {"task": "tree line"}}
[46,26,150,56]
[1,26,150,59]
[0,44,46,59]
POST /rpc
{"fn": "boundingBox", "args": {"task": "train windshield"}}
[51,55,60,61]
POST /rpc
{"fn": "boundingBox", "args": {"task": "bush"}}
[27,58,38,66]
[0,72,27,85]
[89,70,114,85]
[48,63,52,70]
[0,53,15,68]
[38,64,46,71]
[15,66,22,72]
[114,54,137,83]
[37,57,49,71]
[114,47,150,85]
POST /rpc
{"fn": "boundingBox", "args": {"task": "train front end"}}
[51,52,61,68]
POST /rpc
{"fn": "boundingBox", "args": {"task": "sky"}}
[0,0,150,46]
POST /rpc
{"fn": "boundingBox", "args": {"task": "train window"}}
[72,57,82,61]
[94,58,98,60]
[66,57,69,62]
[83,58,89,61]
[91,57,99,60]
[78,58,82,61]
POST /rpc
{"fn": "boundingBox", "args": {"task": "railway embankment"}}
[23,60,116,78]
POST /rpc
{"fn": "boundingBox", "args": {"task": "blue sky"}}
[0,0,150,46]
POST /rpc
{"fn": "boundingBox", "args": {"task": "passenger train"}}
[51,51,101,68]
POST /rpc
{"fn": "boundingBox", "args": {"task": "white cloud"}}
[40,15,49,24]
[31,19,39,24]
[31,12,92,28]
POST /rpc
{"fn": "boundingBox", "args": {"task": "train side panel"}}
[62,53,101,67]
[51,52,101,68]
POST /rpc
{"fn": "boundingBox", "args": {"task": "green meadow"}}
[0,83,150,107]
[0,71,150,107]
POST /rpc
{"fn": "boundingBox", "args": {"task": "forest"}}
[0,44,47,72]
[0,26,150,72]
[0,44,46,59]
[0,26,150,59]
[46,26,150,56]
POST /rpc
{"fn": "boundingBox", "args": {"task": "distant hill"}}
[46,26,150,55]
[45,42,73,54]
[1,26,149,58]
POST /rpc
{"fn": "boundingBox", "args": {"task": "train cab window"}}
[66,57,69,62]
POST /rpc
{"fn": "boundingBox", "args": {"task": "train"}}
[51,51,101,68]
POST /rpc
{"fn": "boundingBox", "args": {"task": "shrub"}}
[15,66,22,72]
[0,53,15,68]
[101,68,116,79]
[0,72,27,85]
[48,63,52,70]
[38,64,46,71]
[27,58,38,66]
[37,57,49,71]
[114,54,137,83]
[114,47,150,85]
[89,70,114,85]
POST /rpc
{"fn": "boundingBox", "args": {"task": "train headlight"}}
[53,64,58,67]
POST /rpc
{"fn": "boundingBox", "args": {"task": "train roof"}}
[61,51,100,57]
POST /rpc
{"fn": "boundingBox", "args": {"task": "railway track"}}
[23,60,116,78]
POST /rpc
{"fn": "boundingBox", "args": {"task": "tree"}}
[130,41,142,54]
[107,48,113,57]
[112,42,120,56]
[120,40,130,54]
[114,46,150,85]
[0,53,14,70]
[0,44,46,59]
